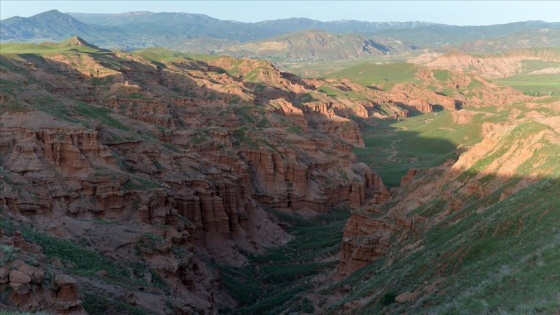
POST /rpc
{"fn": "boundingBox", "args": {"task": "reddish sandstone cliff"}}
[0,44,391,313]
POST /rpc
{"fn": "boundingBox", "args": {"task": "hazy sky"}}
[1,1,559,25]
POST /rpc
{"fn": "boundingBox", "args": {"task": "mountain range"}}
[1,10,560,59]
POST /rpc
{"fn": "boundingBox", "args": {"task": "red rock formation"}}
[269,98,308,131]
[1,113,116,180]
[0,253,86,315]
[52,274,87,314]
[337,213,396,276]
[400,169,419,186]
[0,47,392,313]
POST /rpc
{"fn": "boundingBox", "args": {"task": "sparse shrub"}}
[135,233,165,255]
[230,96,241,104]
[152,159,164,170]
[0,245,17,265]
[122,177,161,190]
[254,82,266,91]
[287,126,303,135]
[83,293,149,315]
[128,92,146,99]
[256,117,270,128]
[380,290,398,306]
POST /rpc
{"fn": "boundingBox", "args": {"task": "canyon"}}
[1,34,559,315]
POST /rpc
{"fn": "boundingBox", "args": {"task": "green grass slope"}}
[0,40,106,55]
[320,98,560,313]
[328,177,560,314]
[355,110,484,187]
[492,52,560,97]
[496,73,560,97]
[326,62,419,89]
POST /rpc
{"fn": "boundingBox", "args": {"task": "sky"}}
[1,1,559,26]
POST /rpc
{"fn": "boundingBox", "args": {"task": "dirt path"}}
[387,139,399,161]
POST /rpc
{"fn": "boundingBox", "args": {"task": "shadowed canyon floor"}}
[1,38,560,314]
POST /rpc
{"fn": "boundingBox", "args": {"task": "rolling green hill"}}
[326,62,419,88]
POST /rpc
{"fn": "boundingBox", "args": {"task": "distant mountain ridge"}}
[1,10,126,44]
[1,10,559,56]
[222,30,417,60]
[458,28,560,52]
[2,10,95,40]
[68,11,436,35]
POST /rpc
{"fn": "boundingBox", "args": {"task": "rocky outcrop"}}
[105,98,177,129]
[0,257,85,315]
[1,126,115,179]
[337,213,396,276]
[9,270,33,295]
[425,51,550,79]
[268,98,308,131]
[240,138,387,212]
[400,169,419,186]
[52,274,85,314]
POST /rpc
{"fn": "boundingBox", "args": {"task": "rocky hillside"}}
[366,20,560,49]
[459,29,560,53]
[314,100,560,313]
[422,48,560,79]
[0,37,397,313]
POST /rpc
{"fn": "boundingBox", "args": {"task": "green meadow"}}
[354,110,484,187]
[495,73,560,96]
[327,62,419,89]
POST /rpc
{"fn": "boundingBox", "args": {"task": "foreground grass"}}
[325,177,560,314]
[0,218,166,314]
[83,293,149,315]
